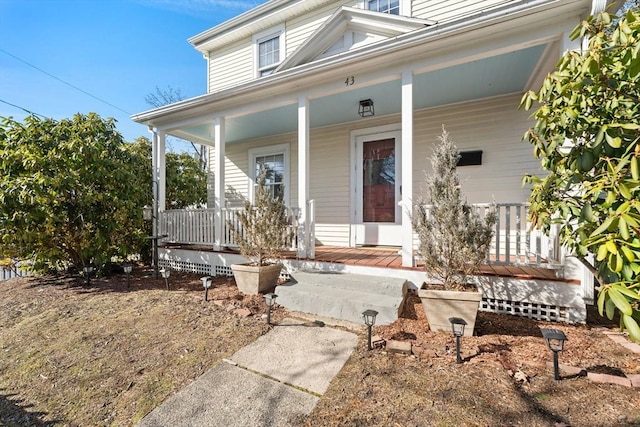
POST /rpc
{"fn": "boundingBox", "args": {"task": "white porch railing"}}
[472,203,560,266]
[222,206,301,250]
[159,209,215,245]
[419,203,560,267]
[160,202,558,267]
[159,206,307,252]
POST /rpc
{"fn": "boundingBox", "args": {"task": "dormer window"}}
[253,25,285,77]
[367,0,399,15]
[361,0,409,16]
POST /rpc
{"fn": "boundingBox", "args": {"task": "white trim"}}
[248,142,290,206]
[400,69,413,266]
[298,96,310,258]
[253,24,285,78]
[214,117,226,251]
[350,123,402,247]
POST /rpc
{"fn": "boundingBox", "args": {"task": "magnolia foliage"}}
[521,10,640,341]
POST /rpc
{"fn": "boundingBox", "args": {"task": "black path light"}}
[201,276,212,301]
[264,293,278,325]
[123,264,133,289]
[362,309,378,350]
[540,328,567,380]
[160,268,171,291]
[83,265,94,287]
[449,317,467,364]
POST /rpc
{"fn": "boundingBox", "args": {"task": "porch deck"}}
[162,244,574,284]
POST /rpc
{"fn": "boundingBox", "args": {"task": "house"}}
[132,0,620,325]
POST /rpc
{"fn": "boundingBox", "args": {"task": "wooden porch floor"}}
[281,246,571,283]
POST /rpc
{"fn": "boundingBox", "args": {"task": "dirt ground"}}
[1,270,639,427]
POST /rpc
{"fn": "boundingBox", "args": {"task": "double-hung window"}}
[253,25,285,77]
[249,143,290,204]
[367,0,399,14]
[363,0,409,15]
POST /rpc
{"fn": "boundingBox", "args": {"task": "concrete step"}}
[275,270,407,325]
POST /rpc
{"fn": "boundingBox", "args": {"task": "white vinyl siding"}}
[211,95,536,247]
[412,93,540,204]
[208,39,253,93]
[412,0,513,22]
[286,0,355,56]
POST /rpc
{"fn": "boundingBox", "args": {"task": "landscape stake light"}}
[362,309,378,350]
[201,276,212,301]
[540,328,567,380]
[123,264,133,289]
[83,266,94,287]
[264,293,278,325]
[449,317,467,364]
[160,268,171,291]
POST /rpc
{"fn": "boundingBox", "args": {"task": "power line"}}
[0,99,49,119]
[0,48,132,115]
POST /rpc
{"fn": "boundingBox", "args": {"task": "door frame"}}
[349,123,402,246]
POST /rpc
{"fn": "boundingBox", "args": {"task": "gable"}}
[277,6,435,71]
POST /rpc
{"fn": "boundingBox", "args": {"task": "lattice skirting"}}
[481,297,569,323]
[158,250,290,280]
[159,259,213,275]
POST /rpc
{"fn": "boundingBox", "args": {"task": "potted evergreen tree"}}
[229,170,293,295]
[413,128,497,336]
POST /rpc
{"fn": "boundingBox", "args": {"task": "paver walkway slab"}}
[231,318,358,395]
[137,318,358,426]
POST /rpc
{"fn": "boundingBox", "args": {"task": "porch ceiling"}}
[178,43,549,144]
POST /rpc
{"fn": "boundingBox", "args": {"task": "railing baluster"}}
[505,205,511,264]
[495,206,501,263]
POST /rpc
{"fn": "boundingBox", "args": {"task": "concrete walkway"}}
[137,318,358,427]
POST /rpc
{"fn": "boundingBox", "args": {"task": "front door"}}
[353,131,402,246]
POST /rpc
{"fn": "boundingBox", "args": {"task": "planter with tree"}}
[413,128,497,336]
[229,170,293,295]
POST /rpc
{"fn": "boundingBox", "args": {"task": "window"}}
[367,0,400,15]
[253,25,285,77]
[249,143,290,204]
[361,0,409,16]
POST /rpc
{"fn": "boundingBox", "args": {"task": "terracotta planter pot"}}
[231,263,283,295]
[418,288,482,337]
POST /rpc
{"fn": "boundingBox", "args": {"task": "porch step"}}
[275,269,407,325]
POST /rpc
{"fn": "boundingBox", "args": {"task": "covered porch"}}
[133,1,586,268]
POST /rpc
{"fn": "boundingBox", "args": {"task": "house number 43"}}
[345,76,355,86]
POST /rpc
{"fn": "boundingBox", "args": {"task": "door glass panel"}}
[363,138,395,223]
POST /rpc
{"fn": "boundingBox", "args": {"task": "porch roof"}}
[132,0,595,145]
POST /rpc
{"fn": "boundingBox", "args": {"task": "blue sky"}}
[0,0,265,151]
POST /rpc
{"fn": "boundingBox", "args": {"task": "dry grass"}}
[1,274,639,427]
[0,270,272,426]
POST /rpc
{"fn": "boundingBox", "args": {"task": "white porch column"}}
[297,96,310,258]
[158,130,166,212]
[401,70,414,267]
[149,126,159,233]
[213,117,226,251]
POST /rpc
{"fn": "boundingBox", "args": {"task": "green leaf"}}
[591,217,614,237]
[609,288,633,316]
[605,296,616,320]
[623,315,640,343]
[611,283,640,300]
[597,243,608,261]
[621,245,636,262]
[619,217,630,240]
[597,289,606,316]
